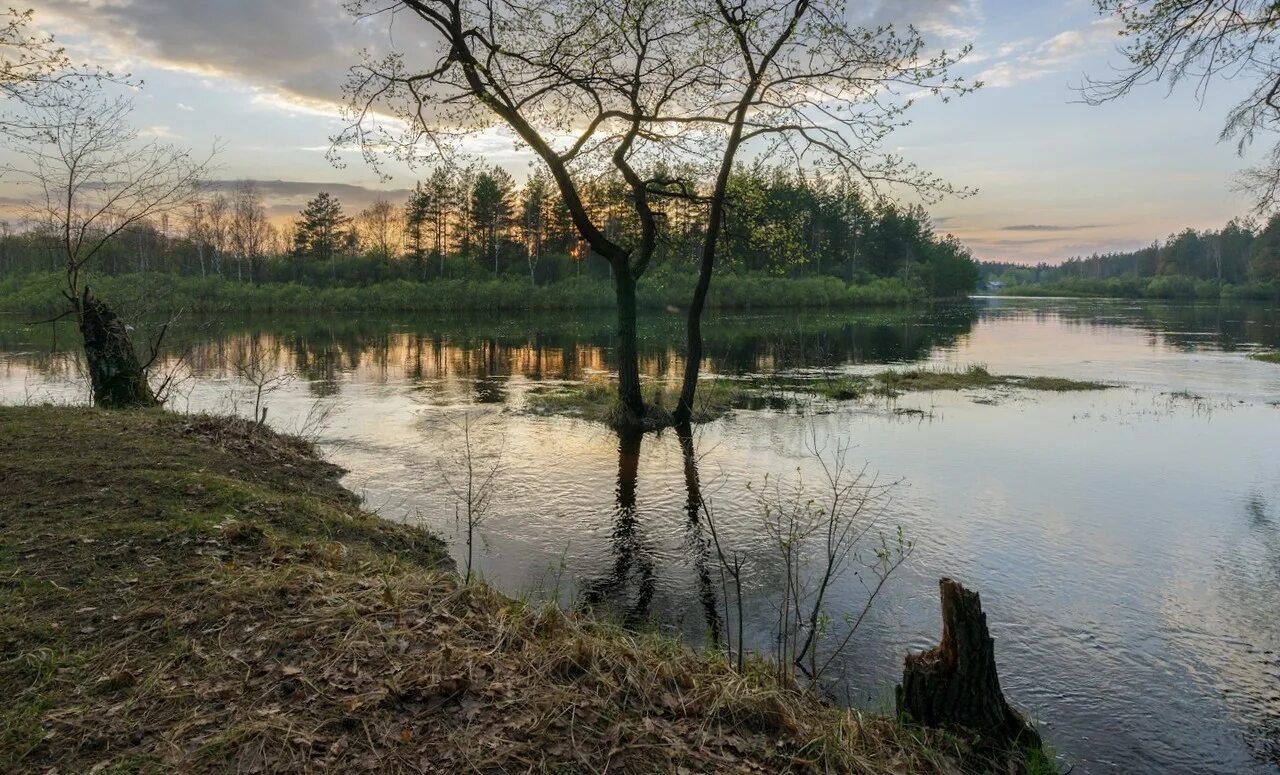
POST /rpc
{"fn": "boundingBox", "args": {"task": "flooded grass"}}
[0,406,990,773]
[1011,376,1114,391]
[525,376,763,425]
[874,366,1110,394]
[525,366,1113,425]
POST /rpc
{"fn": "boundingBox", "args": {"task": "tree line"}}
[0,163,979,298]
[980,217,1280,298]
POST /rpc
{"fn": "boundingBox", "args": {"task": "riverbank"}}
[0,271,926,316]
[995,275,1279,301]
[0,405,1023,773]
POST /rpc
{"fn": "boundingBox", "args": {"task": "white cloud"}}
[140,124,177,138]
[974,18,1122,89]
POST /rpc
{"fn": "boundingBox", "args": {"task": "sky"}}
[1,0,1269,265]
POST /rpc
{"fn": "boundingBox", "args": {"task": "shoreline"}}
[0,405,1053,773]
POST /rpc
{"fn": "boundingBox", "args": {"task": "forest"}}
[981,217,1280,299]
[0,162,979,304]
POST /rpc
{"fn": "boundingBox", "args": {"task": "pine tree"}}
[471,166,515,275]
[295,192,350,281]
[404,183,431,279]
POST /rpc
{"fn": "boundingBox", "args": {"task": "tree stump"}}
[896,578,1040,748]
[77,286,157,409]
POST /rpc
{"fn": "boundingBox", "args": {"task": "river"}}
[1,296,1277,773]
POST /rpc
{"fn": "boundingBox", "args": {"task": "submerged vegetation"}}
[525,366,1113,426]
[0,406,1009,773]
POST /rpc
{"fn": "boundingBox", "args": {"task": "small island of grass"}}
[526,366,1114,426]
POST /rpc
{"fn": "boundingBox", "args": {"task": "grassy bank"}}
[527,366,1113,425]
[0,406,991,773]
[0,271,926,317]
[1250,351,1280,364]
[995,275,1280,301]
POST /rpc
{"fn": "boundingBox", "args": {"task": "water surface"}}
[1,297,1277,773]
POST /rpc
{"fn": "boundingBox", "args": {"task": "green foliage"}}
[0,164,979,298]
[981,216,1280,299]
[0,271,929,316]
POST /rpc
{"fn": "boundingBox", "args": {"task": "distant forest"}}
[981,216,1280,299]
[0,163,978,299]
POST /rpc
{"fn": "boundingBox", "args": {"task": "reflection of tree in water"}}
[2,305,986,392]
[678,424,722,646]
[579,429,656,625]
[578,425,723,642]
[472,340,508,403]
[987,298,1280,353]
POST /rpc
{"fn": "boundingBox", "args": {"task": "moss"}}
[0,405,996,774]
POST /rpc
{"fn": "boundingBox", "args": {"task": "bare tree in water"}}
[336,0,974,429]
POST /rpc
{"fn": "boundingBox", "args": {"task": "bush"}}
[0,271,931,316]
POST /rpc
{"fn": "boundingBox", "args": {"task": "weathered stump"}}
[896,578,1040,748]
[77,286,157,409]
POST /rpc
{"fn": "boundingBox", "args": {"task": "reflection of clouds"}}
[1154,490,1280,769]
[3,303,1280,771]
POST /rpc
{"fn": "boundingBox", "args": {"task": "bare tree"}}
[357,196,402,260]
[205,193,230,277]
[1088,1,1280,213]
[438,412,504,584]
[229,181,271,285]
[337,0,973,428]
[15,92,214,407]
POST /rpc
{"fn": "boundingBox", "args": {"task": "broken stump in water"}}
[77,286,158,409]
[896,578,1040,748]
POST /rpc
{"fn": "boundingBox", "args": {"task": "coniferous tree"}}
[404,183,431,278]
[471,166,515,276]
[295,192,350,281]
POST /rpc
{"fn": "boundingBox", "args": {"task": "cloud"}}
[203,179,414,219]
[28,0,393,113]
[858,0,983,43]
[140,124,177,138]
[1001,224,1105,232]
[974,18,1122,88]
[176,102,195,112]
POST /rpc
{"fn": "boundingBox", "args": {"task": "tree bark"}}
[613,268,646,422]
[896,578,1039,748]
[76,287,158,409]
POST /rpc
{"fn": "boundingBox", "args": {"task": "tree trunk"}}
[76,287,158,409]
[613,268,645,422]
[896,578,1039,748]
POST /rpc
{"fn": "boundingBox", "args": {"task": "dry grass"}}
[0,406,970,774]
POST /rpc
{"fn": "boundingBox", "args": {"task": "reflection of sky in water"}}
[1,297,1279,774]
